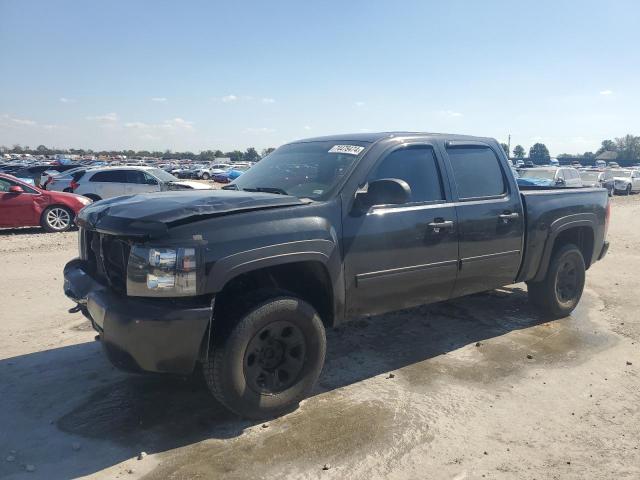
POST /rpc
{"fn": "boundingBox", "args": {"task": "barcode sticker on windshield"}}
[328,145,365,155]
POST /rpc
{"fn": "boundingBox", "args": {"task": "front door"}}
[343,144,459,316]
[0,177,39,227]
[443,143,524,298]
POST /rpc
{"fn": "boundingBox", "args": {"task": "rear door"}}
[343,142,459,316]
[443,141,524,297]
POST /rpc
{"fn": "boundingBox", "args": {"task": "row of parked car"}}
[168,162,253,182]
[514,165,640,196]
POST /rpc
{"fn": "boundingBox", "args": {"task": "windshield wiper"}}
[241,187,289,195]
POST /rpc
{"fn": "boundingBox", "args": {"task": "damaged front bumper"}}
[63,258,212,375]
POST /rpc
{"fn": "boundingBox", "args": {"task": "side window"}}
[89,170,127,182]
[0,178,13,192]
[446,146,506,199]
[143,172,159,185]
[125,170,146,184]
[370,146,444,203]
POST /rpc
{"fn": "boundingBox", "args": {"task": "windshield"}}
[519,169,557,180]
[148,168,179,182]
[580,171,601,181]
[610,169,631,177]
[230,141,369,200]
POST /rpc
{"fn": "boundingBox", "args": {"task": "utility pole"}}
[507,134,511,158]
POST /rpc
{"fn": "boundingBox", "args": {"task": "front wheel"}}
[203,296,326,419]
[527,244,586,319]
[201,172,210,180]
[626,184,632,196]
[41,205,74,232]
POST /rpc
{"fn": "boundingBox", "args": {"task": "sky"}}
[1,0,639,155]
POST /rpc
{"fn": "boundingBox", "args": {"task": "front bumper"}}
[63,258,212,374]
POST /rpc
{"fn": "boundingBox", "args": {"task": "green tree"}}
[244,147,260,162]
[615,134,640,162]
[500,143,510,157]
[529,143,550,164]
[596,139,617,155]
[582,152,596,161]
[513,145,526,159]
[226,150,244,162]
[261,147,276,158]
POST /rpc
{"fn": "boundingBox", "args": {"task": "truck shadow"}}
[1,286,569,479]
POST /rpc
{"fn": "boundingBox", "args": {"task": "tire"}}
[201,173,210,180]
[41,205,74,232]
[527,244,586,319]
[63,188,73,193]
[626,184,632,196]
[84,194,101,202]
[203,295,326,419]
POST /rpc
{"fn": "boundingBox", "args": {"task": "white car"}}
[44,167,93,192]
[195,163,232,180]
[70,166,211,201]
[518,166,583,187]
[610,169,640,195]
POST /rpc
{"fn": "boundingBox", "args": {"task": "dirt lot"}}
[1,195,639,480]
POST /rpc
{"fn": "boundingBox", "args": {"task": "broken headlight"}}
[127,246,199,297]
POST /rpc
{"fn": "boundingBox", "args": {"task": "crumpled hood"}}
[77,190,306,238]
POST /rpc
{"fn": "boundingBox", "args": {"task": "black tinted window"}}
[125,170,146,184]
[90,170,127,182]
[371,146,444,203]
[447,147,506,198]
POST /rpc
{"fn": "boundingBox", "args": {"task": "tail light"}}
[70,180,79,191]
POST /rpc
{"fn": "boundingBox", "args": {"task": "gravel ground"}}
[0,194,639,480]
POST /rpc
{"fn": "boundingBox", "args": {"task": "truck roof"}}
[291,131,496,145]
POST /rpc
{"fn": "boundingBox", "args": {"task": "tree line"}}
[3,133,639,165]
[0,144,277,163]
[499,133,640,165]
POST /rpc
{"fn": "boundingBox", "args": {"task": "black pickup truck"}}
[64,132,610,418]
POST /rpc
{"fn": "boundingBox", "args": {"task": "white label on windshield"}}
[328,145,365,155]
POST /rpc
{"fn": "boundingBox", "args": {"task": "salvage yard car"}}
[0,173,91,232]
[69,166,211,201]
[63,132,610,419]
[610,168,640,195]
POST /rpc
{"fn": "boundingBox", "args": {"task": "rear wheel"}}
[201,172,210,180]
[203,295,326,419]
[527,244,585,319]
[41,206,73,232]
[626,184,632,195]
[84,194,101,202]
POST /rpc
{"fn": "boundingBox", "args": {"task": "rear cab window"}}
[446,145,507,199]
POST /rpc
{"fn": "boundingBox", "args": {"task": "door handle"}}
[499,212,519,221]
[427,219,454,233]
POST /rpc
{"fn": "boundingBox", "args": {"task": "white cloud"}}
[303,125,312,131]
[599,89,613,96]
[86,112,119,122]
[124,118,194,131]
[246,127,276,133]
[59,97,76,103]
[151,97,167,102]
[354,101,365,107]
[262,98,276,104]
[221,94,238,103]
[440,110,463,118]
[11,117,37,126]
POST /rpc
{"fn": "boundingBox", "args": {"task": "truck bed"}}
[516,187,609,283]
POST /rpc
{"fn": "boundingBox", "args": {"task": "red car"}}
[0,173,92,232]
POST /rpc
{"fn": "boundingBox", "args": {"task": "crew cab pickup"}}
[63,132,610,418]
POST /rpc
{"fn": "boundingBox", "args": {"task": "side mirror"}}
[354,178,411,211]
[9,185,24,194]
